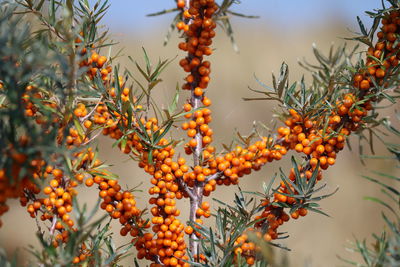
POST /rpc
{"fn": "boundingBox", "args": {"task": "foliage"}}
[0,0,399,267]
[340,112,400,267]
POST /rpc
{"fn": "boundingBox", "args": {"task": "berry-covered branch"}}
[0,0,399,266]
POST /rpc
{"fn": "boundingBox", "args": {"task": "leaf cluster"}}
[340,113,400,267]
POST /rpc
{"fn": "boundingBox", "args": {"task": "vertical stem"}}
[189,73,206,255]
[183,0,204,258]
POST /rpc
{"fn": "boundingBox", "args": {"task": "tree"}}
[0,0,399,266]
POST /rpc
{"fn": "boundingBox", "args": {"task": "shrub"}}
[0,0,399,266]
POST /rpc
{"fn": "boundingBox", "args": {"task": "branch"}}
[49,215,57,238]
[15,8,67,41]
[205,171,223,183]
[81,129,102,146]
[80,96,103,122]
[177,177,196,200]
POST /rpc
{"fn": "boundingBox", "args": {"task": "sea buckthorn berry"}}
[359,80,370,90]
[177,0,185,8]
[84,120,92,128]
[176,21,185,31]
[354,74,363,83]
[299,208,308,216]
[375,68,386,78]
[97,56,107,68]
[201,202,210,210]
[295,143,303,153]
[194,87,203,96]
[189,139,197,147]
[85,178,94,187]
[316,145,325,154]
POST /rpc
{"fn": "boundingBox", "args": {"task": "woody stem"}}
[184,0,205,259]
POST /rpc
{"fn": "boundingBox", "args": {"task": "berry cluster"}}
[72,243,95,265]
[77,36,111,82]
[0,45,146,264]
[102,116,190,266]
[175,0,219,256]
[2,1,398,266]
[233,232,257,265]
[209,140,287,186]
[235,8,400,262]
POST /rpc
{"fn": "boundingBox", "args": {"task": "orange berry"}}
[187,129,196,137]
[295,143,303,153]
[354,74,363,83]
[291,210,299,219]
[201,202,210,210]
[97,56,107,68]
[177,0,185,9]
[299,208,308,216]
[375,68,386,79]
[360,80,370,90]
[189,139,197,147]
[43,186,52,195]
[194,87,203,96]
[316,144,325,154]
[85,178,94,187]
[50,179,59,188]
[310,158,318,167]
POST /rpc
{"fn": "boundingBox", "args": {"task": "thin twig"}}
[80,96,103,122]
[205,171,223,183]
[177,177,196,200]
[49,215,57,237]
[15,8,66,41]
[81,129,102,146]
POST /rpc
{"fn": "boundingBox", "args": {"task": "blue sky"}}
[96,0,381,33]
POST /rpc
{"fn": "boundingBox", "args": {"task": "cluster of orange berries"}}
[0,169,22,228]
[243,9,400,255]
[22,85,39,117]
[181,101,219,196]
[0,32,152,265]
[255,202,290,240]
[182,100,213,152]
[361,11,400,90]
[140,142,190,266]
[22,85,60,127]
[66,126,90,148]
[176,0,220,253]
[1,158,73,248]
[178,0,216,93]
[0,136,43,228]
[209,140,288,187]
[90,96,190,266]
[195,201,211,218]
[233,232,258,265]
[18,148,103,247]
[69,135,147,246]
[73,103,89,118]
[178,0,217,174]
[279,109,342,170]
[76,36,111,82]
[72,242,95,264]
[0,153,78,246]
[85,173,146,236]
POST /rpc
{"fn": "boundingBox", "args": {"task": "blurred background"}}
[1,0,399,266]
